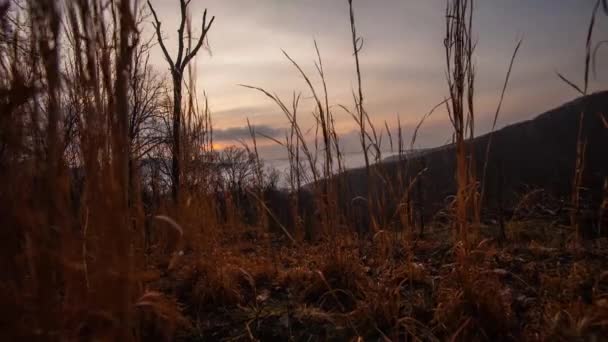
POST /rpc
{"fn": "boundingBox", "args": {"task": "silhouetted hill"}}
[340,91,608,219]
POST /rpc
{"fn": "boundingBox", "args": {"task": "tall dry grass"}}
[0,0,205,339]
[557,0,604,243]
[444,0,477,252]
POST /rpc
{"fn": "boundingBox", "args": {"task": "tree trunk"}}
[172,75,182,203]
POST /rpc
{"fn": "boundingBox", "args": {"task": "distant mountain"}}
[382,148,433,163]
[339,91,608,218]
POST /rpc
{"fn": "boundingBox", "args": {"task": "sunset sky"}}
[144,0,608,158]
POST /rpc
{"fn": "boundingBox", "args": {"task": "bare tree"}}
[219,146,257,192]
[127,25,167,208]
[147,0,215,203]
[129,21,167,162]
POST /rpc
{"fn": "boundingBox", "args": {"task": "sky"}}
[143,0,608,160]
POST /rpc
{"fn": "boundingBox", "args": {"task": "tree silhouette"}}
[147,0,215,203]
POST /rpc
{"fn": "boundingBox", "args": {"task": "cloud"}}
[214,124,286,142]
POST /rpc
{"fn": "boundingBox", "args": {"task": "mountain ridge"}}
[336,90,608,220]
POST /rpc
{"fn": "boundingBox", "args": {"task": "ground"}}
[146,222,608,341]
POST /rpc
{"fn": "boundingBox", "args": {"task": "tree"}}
[129,25,167,163]
[147,0,215,203]
[127,29,168,208]
[219,146,257,192]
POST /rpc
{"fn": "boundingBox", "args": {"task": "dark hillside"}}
[340,91,608,222]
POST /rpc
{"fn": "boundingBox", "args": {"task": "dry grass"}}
[1,0,607,340]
